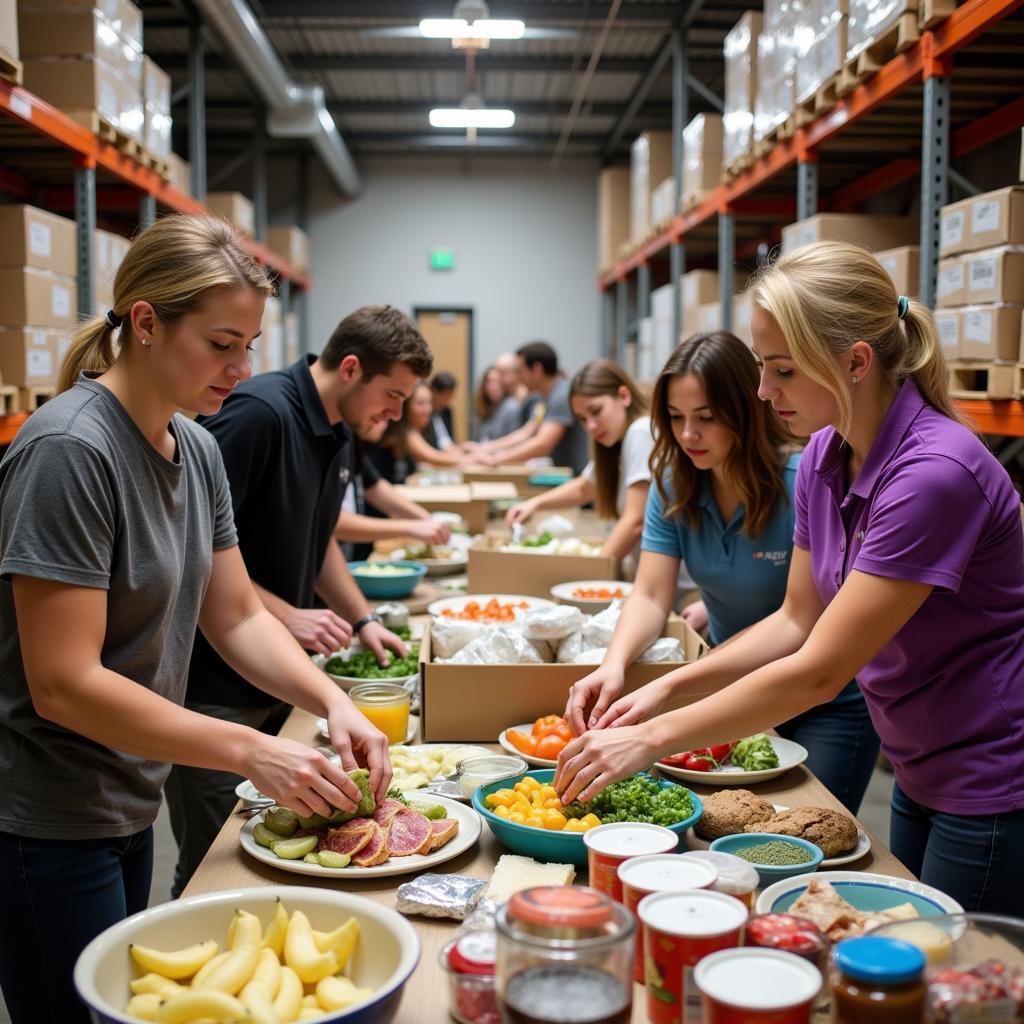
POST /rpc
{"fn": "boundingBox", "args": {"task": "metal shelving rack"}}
[598,0,1024,432]
[0,21,312,446]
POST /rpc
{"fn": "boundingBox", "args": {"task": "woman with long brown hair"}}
[505,359,652,563]
[565,330,879,813]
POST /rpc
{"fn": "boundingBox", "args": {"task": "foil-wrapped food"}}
[396,872,488,920]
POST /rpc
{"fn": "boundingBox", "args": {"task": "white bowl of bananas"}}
[74,885,420,1024]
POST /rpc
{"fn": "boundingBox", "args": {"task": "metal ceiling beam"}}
[205,132,618,152]
[191,99,690,118]
[256,2,701,21]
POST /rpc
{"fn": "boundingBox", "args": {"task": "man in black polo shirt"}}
[165,304,432,897]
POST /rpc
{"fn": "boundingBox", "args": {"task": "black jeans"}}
[0,826,153,1024]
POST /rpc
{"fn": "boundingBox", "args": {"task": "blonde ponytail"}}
[57,215,273,395]
[750,242,971,433]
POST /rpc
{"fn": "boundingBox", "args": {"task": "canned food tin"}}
[583,822,679,902]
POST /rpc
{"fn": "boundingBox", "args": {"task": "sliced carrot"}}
[506,729,537,756]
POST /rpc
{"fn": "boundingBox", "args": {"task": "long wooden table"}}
[183,705,913,1023]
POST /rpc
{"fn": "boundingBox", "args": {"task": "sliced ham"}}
[386,808,433,857]
[372,798,408,827]
[427,817,459,851]
[352,821,391,866]
[322,819,375,857]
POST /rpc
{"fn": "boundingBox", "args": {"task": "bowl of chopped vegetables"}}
[710,832,824,886]
[348,561,427,599]
[320,630,421,691]
[471,769,702,866]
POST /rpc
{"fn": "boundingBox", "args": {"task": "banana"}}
[154,989,248,1023]
[130,939,219,980]
[283,911,337,984]
[240,980,279,1024]
[315,975,373,1012]
[271,966,303,1023]
[192,950,231,988]
[195,910,262,995]
[300,995,320,1009]
[250,948,281,998]
[130,974,187,998]
[262,900,288,958]
[311,918,358,969]
[124,992,162,1020]
[297,1010,325,1022]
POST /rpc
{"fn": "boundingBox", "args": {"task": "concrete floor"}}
[0,767,896,1024]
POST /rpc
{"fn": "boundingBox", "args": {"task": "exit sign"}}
[430,248,455,271]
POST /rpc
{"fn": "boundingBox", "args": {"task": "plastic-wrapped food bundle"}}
[575,647,608,665]
[441,626,548,666]
[638,637,686,663]
[582,600,624,648]
[519,605,586,642]
[536,514,575,538]
[431,619,490,659]
[556,631,586,664]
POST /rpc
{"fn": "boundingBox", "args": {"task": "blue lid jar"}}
[834,936,926,985]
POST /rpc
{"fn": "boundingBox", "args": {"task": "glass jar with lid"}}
[832,935,927,1023]
[348,681,410,745]
[495,886,635,1024]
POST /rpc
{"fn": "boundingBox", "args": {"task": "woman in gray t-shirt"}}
[0,217,391,1024]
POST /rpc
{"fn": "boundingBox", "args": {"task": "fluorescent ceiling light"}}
[429,107,516,129]
[419,18,525,39]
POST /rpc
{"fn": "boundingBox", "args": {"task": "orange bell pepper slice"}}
[506,729,537,756]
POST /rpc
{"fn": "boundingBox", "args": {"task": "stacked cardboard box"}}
[142,56,171,160]
[597,167,630,270]
[649,177,676,227]
[876,245,920,297]
[636,316,655,383]
[0,206,77,388]
[733,293,755,347]
[681,114,723,208]
[781,213,918,254]
[630,131,673,244]
[167,152,192,197]
[796,0,848,106]
[846,0,913,63]
[93,228,130,314]
[938,187,1024,362]
[723,12,762,170]
[284,310,300,366]
[650,283,676,377]
[267,226,310,275]
[0,0,18,76]
[755,0,803,143]
[207,192,256,237]
[20,0,144,142]
[681,269,720,333]
[257,295,284,375]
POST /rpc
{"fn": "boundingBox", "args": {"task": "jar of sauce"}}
[832,936,927,1024]
[495,886,635,1024]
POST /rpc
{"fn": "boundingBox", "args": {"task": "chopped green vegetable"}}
[386,788,410,805]
[563,774,695,826]
[731,734,780,771]
[409,800,447,820]
[519,531,553,548]
[732,840,812,865]
[325,644,420,680]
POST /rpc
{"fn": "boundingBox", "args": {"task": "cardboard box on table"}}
[419,617,709,742]
[461,465,573,498]
[392,482,516,534]
[467,533,619,599]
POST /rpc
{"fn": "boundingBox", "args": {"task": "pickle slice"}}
[253,823,280,849]
[264,806,300,837]
[271,835,318,860]
[317,851,351,869]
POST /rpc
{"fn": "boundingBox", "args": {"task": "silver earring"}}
[140,339,151,348]
[851,376,858,383]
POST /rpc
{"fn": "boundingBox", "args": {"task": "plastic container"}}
[618,853,718,983]
[349,682,410,745]
[583,822,678,902]
[455,755,528,799]
[495,887,635,1024]
[695,947,822,1024]
[832,936,927,1023]
[637,889,748,1024]
[680,849,760,910]
[439,931,499,1024]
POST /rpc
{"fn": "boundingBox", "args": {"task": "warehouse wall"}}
[306,157,601,379]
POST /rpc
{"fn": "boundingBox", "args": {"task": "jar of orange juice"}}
[349,682,410,744]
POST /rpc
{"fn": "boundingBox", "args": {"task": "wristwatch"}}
[353,613,382,634]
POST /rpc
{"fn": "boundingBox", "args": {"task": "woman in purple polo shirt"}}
[554,241,1024,913]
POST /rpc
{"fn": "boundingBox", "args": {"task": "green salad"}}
[731,734,780,771]
[325,643,420,680]
[519,531,554,548]
[563,774,695,826]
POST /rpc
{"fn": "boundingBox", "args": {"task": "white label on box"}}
[936,316,959,348]
[880,256,898,280]
[938,262,964,296]
[10,93,32,121]
[51,285,71,319]
[99,82,119,122]
[27,350,53,380]
[29,330,47,348]
[968,255,997,293]
[971,200,1000,235]
[29,223,52,259]
[964,309,993,345]
[941,211,964,249]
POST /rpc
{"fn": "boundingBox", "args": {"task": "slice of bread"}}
[485,854,576,901]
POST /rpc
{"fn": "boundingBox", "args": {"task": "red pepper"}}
[707,742,737,763]
[682,754,718,771]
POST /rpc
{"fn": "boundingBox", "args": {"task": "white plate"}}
[240,792,480,879]
[657,737,808,786]
[756,870,964,917]
[426,593,555,620]
[234,779,270,807]
[767,805,871,868]
[498,723,562,768]
[315,716,419,745]
[550,580,632,612]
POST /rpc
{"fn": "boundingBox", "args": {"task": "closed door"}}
[414,308,472,443]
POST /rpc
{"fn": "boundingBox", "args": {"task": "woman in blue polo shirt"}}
[566,331,879,812]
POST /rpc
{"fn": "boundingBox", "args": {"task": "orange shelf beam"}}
[956,400,1024,436]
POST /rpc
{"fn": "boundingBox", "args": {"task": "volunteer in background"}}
[475,365,520,442]
[557,243,1024,914]
[565,330,880,815]
[0,217,390,1024]
[486,341,590,474]
[505,360,653,564]
[166,304,430,898]
[424,371,457,448]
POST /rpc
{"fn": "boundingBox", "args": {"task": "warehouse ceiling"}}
[135,0,746,165]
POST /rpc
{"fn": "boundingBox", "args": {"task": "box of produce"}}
[419,601,707,742]
[467,532,618,598]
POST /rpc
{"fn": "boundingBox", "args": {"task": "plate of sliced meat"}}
[239,792,480,879]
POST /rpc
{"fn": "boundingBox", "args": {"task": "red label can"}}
[582,822,678,903]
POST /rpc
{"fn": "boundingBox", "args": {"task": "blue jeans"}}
[0,827,153,1024]
[890,783,1024,915]
[775,678,879,815]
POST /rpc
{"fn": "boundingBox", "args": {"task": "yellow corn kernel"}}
[542,797,562,810]
[487,789,517,808]
[580,813,602,830]
[562,818,587,833]
[543,810,567,831]
[519,776,541,791]
[508,810,528,824]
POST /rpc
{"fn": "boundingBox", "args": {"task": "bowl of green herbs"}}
[710,832,823,886]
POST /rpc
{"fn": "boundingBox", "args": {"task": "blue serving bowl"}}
[709,832,824,887]
[348,560,426,600]
[75,886,420,1024]
[528,472,573,487]
[471,768,702,867]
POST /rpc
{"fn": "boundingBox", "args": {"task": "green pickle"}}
[303,853,320,864]
[317,851,351,869]
[271,835,318,860]
[263,806,300,837]
[409,801,447,820]
[253,822,280,849]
